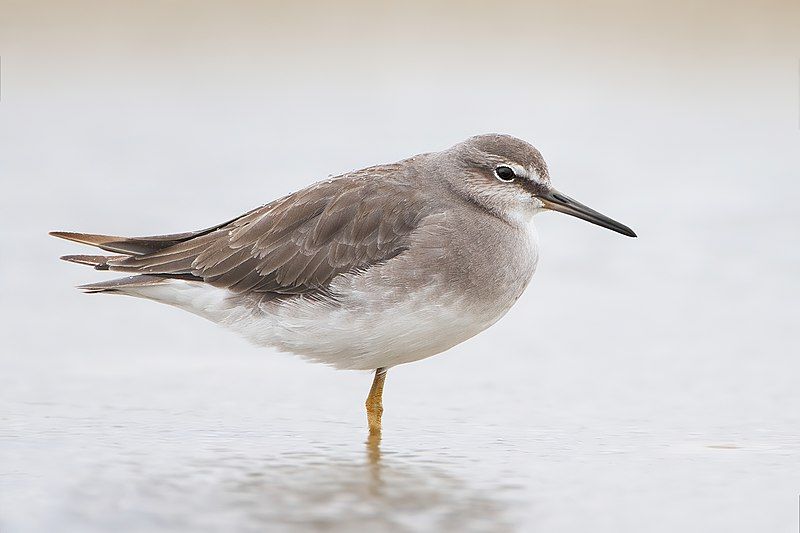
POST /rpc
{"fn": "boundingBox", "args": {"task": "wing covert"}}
[107,174,432,296]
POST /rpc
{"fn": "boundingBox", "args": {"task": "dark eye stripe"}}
[494,166,515,182]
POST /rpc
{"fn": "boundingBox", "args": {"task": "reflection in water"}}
[367,431,383,495]
[66,434,517,532]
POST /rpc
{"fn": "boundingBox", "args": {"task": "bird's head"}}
[435,133,636,237]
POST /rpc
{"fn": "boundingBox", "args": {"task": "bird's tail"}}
[54,252,172,293]
[75,274,175,294]
[59,253,123,270]
[50,230,211,293]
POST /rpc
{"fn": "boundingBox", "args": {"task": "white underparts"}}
[114,219,540,371]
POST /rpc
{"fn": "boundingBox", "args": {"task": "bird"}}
[51,134,636,435]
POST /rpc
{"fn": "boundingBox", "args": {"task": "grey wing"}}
[103,176,433,296]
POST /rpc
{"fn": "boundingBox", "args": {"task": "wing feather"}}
[105,170,433,296]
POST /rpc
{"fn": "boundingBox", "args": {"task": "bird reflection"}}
[228,437,514,531]
[67,431,517,532]
[366,431,383,494]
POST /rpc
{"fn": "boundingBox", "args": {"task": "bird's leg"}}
[365,367,387,434]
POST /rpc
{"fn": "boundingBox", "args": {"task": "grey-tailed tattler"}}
[52,134,636,434]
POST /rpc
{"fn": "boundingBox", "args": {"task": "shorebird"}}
[51,134,635,434]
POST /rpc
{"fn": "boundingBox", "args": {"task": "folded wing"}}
[55,172,433,297]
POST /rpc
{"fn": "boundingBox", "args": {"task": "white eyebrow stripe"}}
[501,163,529,180]
[526,165,547,184]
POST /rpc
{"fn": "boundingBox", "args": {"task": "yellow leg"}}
[365,368,387,434]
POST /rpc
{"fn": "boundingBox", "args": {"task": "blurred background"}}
[1,1,799,531]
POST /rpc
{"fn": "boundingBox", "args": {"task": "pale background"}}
[1,1,799,531]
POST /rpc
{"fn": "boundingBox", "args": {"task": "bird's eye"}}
[494,166,516,182]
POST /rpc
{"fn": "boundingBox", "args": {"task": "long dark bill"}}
[538,190,637,237]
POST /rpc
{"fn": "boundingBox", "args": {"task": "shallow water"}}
[3,285,799,533]
[2,1,800,531]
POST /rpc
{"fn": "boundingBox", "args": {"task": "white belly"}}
[121,220,539,370]
[252,283,506,370]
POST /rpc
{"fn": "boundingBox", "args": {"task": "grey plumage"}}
[51,133,634,373]
[53,162,438,298]
[50,133,637,431]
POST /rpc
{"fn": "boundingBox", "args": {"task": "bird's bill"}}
[537,190,637,237]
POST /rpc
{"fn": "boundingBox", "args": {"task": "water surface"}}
[2,1,799,530]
